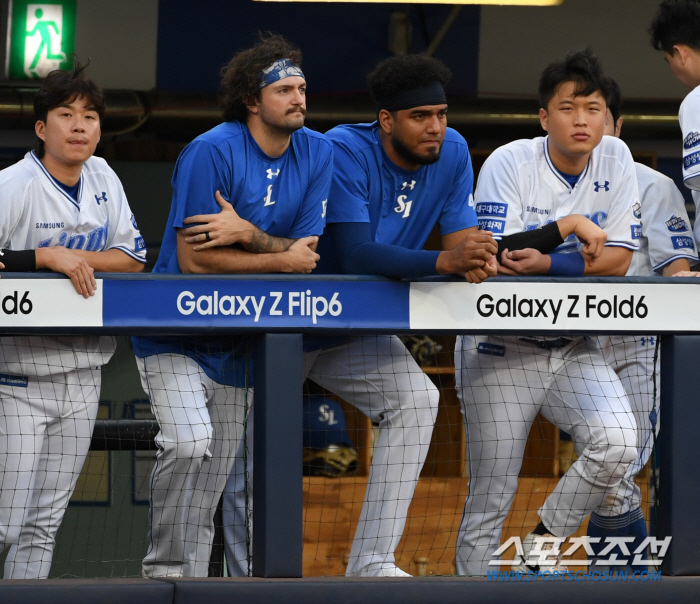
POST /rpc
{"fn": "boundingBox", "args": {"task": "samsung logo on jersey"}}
[0,373,28,388]
[478,219,505,234]
[477,342,505,356]
[526,206,550,215]
[475,202,507,217]
[35,222,65,229]
[684,131,700,150]
[683,151,700,170]
[631,225,642,240]
[665,215,690,233]
[671,236,695,250]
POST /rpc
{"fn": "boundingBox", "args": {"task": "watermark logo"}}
[490,535,672,567]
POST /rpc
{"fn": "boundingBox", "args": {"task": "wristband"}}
[547,252,585,276]
[0,249,37,272]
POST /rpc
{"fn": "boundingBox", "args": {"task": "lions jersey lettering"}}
[474,136,639,253]
[263,168,280,206]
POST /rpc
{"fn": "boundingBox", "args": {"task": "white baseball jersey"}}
[678,84,700,248]
[475,135,639,254]
[0,151,146,376]
[679,84,700,191]
[627,162,697,276]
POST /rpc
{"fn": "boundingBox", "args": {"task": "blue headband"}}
[259,58,305,89]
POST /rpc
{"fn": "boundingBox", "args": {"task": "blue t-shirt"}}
[132,121,333,386]
[315,122,477,273]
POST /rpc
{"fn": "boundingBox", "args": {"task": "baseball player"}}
[651,0,700,260]
[0,62,146,579]
[131,34,330,578]
[455,49,640,575]
[589,77,697,567]
[194,54,499,577]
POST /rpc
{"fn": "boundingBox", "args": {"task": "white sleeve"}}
[0,169,29,248]
[601,141,639,251]
[638,167,698,271]
[105,173,147,263]
[473,145,526,240]
[679,88,700,191]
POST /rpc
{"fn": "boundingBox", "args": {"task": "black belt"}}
[517,337,573,350]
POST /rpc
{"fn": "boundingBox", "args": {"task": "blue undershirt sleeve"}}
[328,222,440,279]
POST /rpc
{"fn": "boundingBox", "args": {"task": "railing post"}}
[659,335,700,575]
[252,333,303,577]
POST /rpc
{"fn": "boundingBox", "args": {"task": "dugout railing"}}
[2,273,700,604]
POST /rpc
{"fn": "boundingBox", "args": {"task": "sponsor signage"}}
[0,277,699,333]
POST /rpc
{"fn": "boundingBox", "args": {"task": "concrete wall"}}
[479,0,687,100]
[74,0,158,90]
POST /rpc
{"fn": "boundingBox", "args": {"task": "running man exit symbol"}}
[8,2,76,80]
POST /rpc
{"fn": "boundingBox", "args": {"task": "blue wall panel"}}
[157,0,479,96]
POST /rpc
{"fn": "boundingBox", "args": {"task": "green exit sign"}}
[8,0,76,79]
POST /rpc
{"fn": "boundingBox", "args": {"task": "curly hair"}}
[538,48,611,110]
[366,54,451,104]
[34,58,104,158]
[220,33,303,123]
[650,0,700,53]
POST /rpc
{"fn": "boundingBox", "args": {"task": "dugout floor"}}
[303,474,651,576]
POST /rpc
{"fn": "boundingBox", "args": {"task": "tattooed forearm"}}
[244,227,295,253]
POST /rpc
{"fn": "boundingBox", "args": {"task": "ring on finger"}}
[205,232,212,242]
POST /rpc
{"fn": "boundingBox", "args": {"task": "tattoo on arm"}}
[245,227,295,253]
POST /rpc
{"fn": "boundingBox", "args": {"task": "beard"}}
[390,132,442,166]
[261,106,306,136]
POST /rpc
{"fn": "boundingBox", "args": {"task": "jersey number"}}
[394,195,413,218]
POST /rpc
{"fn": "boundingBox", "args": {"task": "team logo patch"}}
[135,236,146,251]
[130,213,139,230]
[631,225,642,240]
[632,202,642,220]
[476,202,508,217]
[683,151,700,171]
[0,374,28,387]
[478,219,505,234]
[671,235,695,250]
[594,181,610,192]
[684,131,700,150]
[477,342,505,356]
[665,215,690,233]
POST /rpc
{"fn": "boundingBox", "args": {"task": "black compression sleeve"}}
[496,222,564,263]
[0,250,37,272]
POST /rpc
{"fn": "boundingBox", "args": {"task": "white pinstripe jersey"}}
[628,162,697,276]
[0,151,146,376]
[474,135,639,255]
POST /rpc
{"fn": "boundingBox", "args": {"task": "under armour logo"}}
[94,192,107,205]
[594,181,609,192]
[266,169,280,179]
[401,180,416,190]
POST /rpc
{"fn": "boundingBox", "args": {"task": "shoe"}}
[512,532,568,573]
[353,563,412,577]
